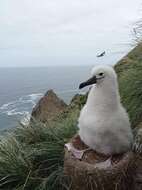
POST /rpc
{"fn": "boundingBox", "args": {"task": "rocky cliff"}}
[31,89,67,123]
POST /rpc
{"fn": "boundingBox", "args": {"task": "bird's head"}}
[79,65,117,89]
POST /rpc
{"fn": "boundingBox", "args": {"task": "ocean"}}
[0,66,92,129]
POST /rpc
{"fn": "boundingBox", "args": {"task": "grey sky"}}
[0,0,141,67]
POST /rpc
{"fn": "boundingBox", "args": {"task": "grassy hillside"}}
[0,44,142,189]
[115,43,142,127]
[0,111,78,190]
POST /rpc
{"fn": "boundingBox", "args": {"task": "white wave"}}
[0,93,43,116]
[18,93,43,105]
[21,112,31,126]
[28,93,43,100]
[6,110,29,116]
[0,101,17,110]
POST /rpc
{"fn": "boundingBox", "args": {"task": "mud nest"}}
[64,135,136,190]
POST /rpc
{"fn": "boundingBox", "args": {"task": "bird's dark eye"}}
[99,72,104,76]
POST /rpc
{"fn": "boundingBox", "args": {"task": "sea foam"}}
[0,93,43,118]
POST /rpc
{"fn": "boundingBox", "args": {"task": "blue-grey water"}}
[0,66,92,129]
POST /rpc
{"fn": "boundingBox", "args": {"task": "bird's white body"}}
[78,65,133,155]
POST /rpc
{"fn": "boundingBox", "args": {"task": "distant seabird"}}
[78,65,133,155]
[96,51,105,57]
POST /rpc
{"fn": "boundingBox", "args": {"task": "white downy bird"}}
[78,65,133,155]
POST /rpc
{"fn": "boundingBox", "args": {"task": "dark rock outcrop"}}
[31,89,67,123]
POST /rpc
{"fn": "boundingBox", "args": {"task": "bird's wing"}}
[97,51,105,57]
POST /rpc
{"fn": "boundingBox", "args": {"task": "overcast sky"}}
[0,0,141,67]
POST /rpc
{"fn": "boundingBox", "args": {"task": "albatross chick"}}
[78,65,133,155]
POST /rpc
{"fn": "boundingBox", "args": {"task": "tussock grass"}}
[0,111,78,190]
[115,44,142,127]
[0,136,31,190]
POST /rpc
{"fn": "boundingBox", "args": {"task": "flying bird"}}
[78,65,133,155]
[97,51,105,57]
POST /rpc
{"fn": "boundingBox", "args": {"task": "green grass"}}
[115,44,142,127]
[0,111,78,190]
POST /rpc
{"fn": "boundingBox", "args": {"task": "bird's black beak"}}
[79,76,97,89]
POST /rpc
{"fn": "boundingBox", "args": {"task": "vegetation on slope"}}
[115,43,142,127]
[0,111,78,190]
